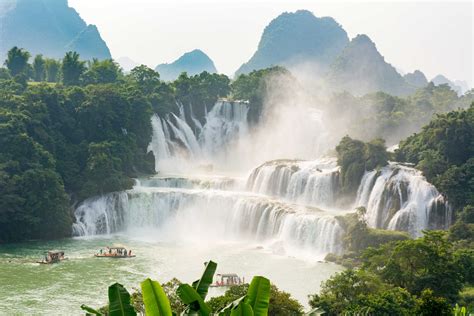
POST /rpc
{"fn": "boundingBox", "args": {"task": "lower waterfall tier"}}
[73,187,345,257]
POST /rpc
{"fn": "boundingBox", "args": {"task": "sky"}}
[69,0,473,86]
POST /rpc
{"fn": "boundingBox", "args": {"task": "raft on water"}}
[95,247,135,258]
[211,273,245,287]
[37,251,67,264]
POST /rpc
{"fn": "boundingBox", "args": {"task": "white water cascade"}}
[73,180,344,257]
[355,163,451,236]
[148,100,249,171]
[74,97,453,259]
[246,158,340,209]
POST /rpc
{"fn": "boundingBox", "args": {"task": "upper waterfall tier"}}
[148,100,249,172]
[73,187,344,257]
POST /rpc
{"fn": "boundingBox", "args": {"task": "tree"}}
[82,59,122,84]
[32,54,46,82]
[4,46,30,76]
[362,231,468,303]
[336,136,389,195]
[129,65,160,93]
[208,283,303,315]
[45,58,61,82]
[61,51,86,85]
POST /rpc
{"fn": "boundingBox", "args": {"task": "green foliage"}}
[177,284,212,315]
[140,278,173,316]
[193,261,218,300]
[245,276,271,316]
[32,55,46,82]
[108,283,137,316]
[83,262,273,316]
[4,47,31,77]
[62,51,86,86]
[336,211,409,254]
[362,231,470,303]
[336,136,388,195]
[327,83,472,145]
[83,59,122,85]
[173,71,230,121]
[211,281,293,316]
[45,58,61,83]
[414,289,452,316]
[231,66,290,123]
[397,104,473,209]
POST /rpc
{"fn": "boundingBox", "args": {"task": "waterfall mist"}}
[74,67,452,259]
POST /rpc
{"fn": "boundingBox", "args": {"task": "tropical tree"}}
[4,46,31,76]
[32,54,46,82]
[45,58,61,82]
[82,59,122,84]
[62,51,86,85]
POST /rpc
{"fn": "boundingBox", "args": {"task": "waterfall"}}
[246,158,340,209]
[73,186,344,257]
[147,100,249,172]
[354,163,451,236]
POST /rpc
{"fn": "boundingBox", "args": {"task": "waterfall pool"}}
[0,236,343,315]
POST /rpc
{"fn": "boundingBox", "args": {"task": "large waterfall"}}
[73,100,452,259]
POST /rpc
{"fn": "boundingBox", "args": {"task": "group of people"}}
[97,247,132,257]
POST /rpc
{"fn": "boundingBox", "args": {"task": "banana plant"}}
[141,278,173,316]
[81,260,271,316]
[81,283,136,316]
[217,276,270,316]
[177,260,217,315]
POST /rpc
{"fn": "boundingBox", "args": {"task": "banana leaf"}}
[244,277,270,316]
[80,304,102,315]
[217,296,246,316]
[177,283,211,316]
[191,260,217,300]
[108,283,137,316]
[141,278,173,316]
[230,301,254,316]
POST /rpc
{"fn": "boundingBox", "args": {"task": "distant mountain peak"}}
[327,34,414,96]
[0,0,111,61]
[155,49,217,81]
[431,74,464,95]
[235,10,349,76]
[404,70,428,88]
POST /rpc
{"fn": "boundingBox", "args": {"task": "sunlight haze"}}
[69,0,473,85]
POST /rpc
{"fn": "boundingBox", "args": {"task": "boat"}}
[94,247,135,258]
[37,251,67,264]
[211,273,245,287]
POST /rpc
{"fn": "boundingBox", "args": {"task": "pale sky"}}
[69,0,473,86]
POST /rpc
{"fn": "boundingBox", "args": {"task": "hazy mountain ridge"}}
[235,10,349,76]
[326,34,415,96]
[155,49,217,81]
[431,74,467,95]
[404,70,428,88]
[0,0,111,61]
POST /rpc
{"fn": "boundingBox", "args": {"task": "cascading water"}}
[246,158,340,209]
[77,98,453,260]
[148,100,249,171]
[73,182,344,257]
[355,163,451,236]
